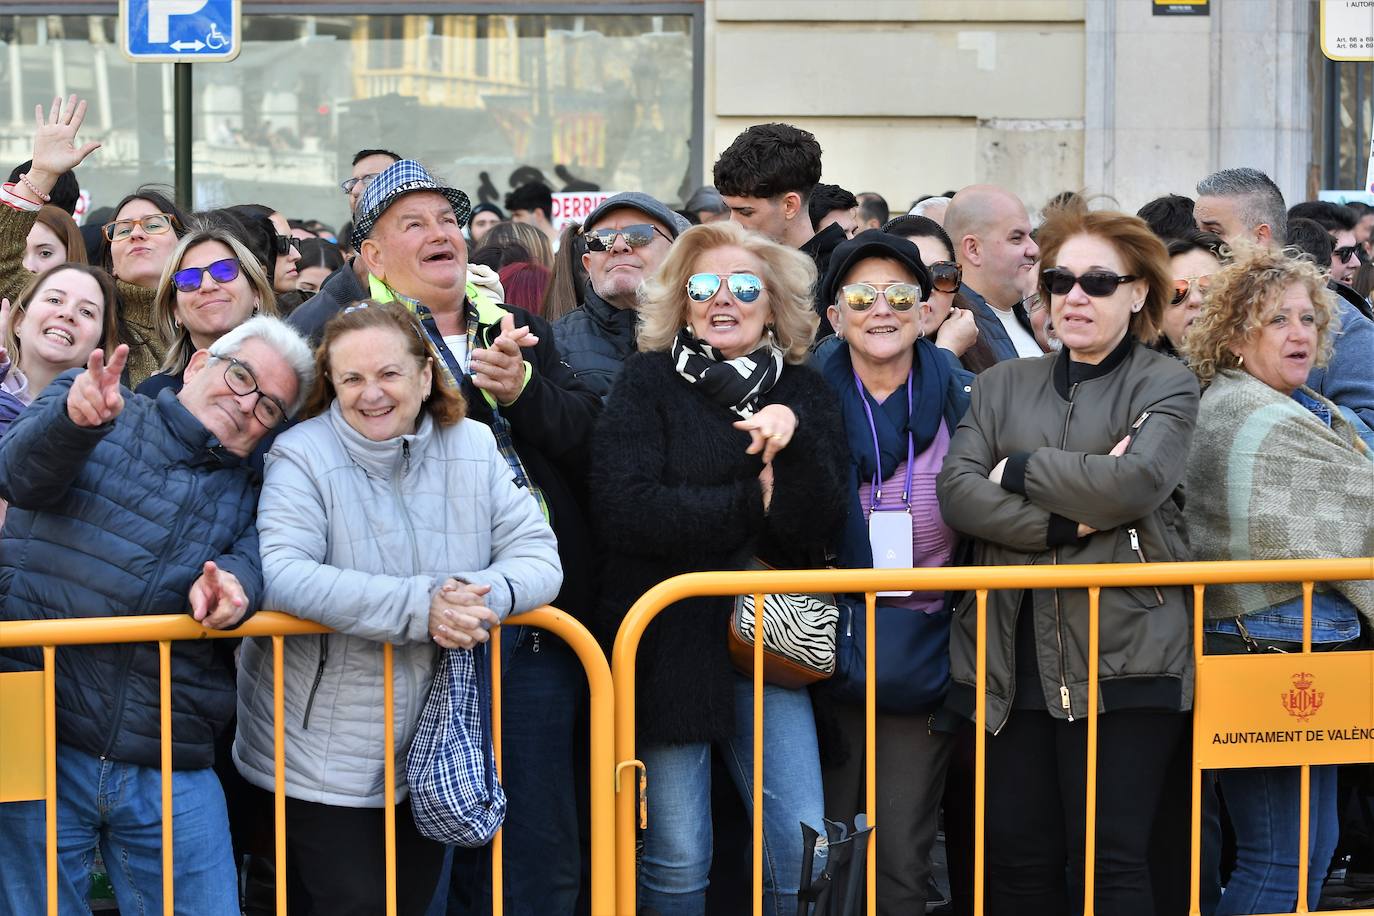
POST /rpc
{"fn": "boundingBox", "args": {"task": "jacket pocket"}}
[1117,526,1165,607]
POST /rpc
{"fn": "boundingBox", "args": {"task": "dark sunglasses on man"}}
[583,224,673,252]
[1333,244,1361,265]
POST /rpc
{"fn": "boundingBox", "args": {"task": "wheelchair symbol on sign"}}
[204,21,227,49]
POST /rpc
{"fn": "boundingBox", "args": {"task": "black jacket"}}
[287,257,368,345]
[0,375,262,769]
[589,352,848,744]
[552,285,637,401]
[802,223,849,337]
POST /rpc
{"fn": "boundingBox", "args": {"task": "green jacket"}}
[936,337,1200,732]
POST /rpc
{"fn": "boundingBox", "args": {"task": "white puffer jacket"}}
[233,401,562,807]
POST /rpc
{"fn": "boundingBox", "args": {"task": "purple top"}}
[857,419,955,613]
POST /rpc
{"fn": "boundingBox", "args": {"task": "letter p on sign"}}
[149,0,208,43]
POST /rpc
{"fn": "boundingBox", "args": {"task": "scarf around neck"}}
[670,327,784,419]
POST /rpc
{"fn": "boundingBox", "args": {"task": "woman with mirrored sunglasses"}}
[1,95,189,386]
[1155,230,1224,360]
[882,214,999,373]
[936,205,1200,916]
[590,220,848,916]
[806,229,975,912]
[137,226,278,400]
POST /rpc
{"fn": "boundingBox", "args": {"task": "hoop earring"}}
[1236,354,1244,368]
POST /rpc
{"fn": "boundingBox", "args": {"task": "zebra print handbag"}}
[728,558,839,688]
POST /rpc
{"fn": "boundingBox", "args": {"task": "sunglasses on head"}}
[273,234,302,256]
[173,257,241,293]
[686,273,764,303]
[1041,267,1138,298]
[927,260,962,294]
[839,282,922,311]
[102,213,177,242]
[583,224,671,252]
[1171,275,1212,305]
[1334,245,1362,264]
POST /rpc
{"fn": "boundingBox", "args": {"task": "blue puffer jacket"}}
[0,371,263,770]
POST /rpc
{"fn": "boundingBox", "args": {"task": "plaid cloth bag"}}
[406,643,506,846]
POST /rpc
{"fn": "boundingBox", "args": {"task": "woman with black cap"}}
[810,229,974,913]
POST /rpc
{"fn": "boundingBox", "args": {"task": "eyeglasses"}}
[1170,275,1212,305]
[1041,267,1138,298]
[340,173,381,194]
[927,261,963,294]
[839,282,922,311]
[173,257,241,293]
[273,234,302,256]
[686,273,764,303]
[1021,292,1046,314]
[1333,245,1361,264]
[102,213,177,242]
[208,353,287,428]
[583,224,672,252]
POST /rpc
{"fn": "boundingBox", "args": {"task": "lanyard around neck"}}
[853,367,915,512]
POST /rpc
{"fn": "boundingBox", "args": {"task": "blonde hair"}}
[1181,242,1337,388]
[153,226,279,377]
[636,221,818,364]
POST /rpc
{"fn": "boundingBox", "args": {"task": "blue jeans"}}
[1215,764,1339,915]
[435,625,584,916]
[0,742,238,916]
[638,675,826,916]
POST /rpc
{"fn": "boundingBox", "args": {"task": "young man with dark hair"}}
[1137,194,1197,242]
[856,191,889,231]
[505,181,558,246]
[808,183,859,239]
[1285,217,1335,268]
[1288,200,1361,285]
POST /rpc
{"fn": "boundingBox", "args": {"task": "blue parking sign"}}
[121,0,240,62]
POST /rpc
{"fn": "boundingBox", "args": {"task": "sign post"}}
[120,0,241,209]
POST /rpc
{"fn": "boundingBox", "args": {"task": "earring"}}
[253,299,260,315]
[1236,354,1244,367]
[1131,302,1143,313]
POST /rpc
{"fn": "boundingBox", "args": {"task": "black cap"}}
[820,229,933,307]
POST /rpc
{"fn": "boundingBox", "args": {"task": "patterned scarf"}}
[669,327,784,418]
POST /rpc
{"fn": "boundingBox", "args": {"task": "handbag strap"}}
[470,641,497,796]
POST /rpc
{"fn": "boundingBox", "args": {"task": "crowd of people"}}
[0,94,1371,916]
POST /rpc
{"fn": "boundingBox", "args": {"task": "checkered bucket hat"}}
[351,160,472,249]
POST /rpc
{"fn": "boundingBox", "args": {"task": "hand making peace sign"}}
[66,345,128,428]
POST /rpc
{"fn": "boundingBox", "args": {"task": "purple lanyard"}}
[853,367,915,512]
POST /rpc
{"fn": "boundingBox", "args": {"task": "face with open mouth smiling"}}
[1232,282,1320,396]
[16,268,107,373]
[686,245,774,359]
[827,256,922,367]
[362,192,469,311]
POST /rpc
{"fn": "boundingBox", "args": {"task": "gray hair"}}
[909,196,950,222]
[1195,167,1287,244]
[208,316,316,416]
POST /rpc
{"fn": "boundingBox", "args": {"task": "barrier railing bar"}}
[272,635,287,916]
[491,624,505,914]
[864,590,878,916]
[1083,588,1101,915]
[752,590,765,916]
[974,588,988,916]
[1297,580,1315,915]
[43,645,57,916]
[1189,584,1206,916]
[159,640,174,916]
[383,642,397,916]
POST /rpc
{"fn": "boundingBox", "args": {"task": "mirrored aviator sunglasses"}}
[1171,275,1211,305]
[928,261,962,293]
[840,282,922,311]
[685,272,763,303]
[173,257,241,293]
[583,224,659,251]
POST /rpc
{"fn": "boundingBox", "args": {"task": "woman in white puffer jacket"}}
[233,300,561,916]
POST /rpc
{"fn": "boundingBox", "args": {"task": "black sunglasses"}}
[583,224,672,252]
[927,261,962,294]
[1041,267,1137,298]
[1333,245,1361,264]
[273,234,302,256]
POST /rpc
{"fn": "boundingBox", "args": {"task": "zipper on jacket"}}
[1129,528,1166,605]
[102,472,201,758]
[301,634,329,729]
[1050,383,1079,722]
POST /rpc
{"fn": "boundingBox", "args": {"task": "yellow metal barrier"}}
[0,606,615,916]
[611,558,1374,916]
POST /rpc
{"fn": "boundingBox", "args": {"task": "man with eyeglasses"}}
[553,191,689,399]
[0,316,314,916]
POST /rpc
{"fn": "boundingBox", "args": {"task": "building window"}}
[1323,60,1372,191]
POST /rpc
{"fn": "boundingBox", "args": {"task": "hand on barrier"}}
[430,579,499,650]
[66,345,128,427]
[189,560,249,629]
[470,313,537,406]
[27,94,101,196]
[734,403,797,464]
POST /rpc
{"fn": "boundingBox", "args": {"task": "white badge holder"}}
[869,509,914,597]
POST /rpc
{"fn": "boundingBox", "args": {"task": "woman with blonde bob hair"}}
[138,225,278,396]
[1183,244,1372,916]
[589,220,848,915]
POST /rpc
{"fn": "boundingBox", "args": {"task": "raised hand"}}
[733,403,798,464]
[189,561,249,629]
[470,313,538,406]
[66,345,127,428]
[26,95,101,197]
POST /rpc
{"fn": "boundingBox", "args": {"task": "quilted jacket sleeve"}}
[258,439,436,645]
[0,370,111,510]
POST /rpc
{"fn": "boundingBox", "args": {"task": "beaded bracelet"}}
[18,173,51,204]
